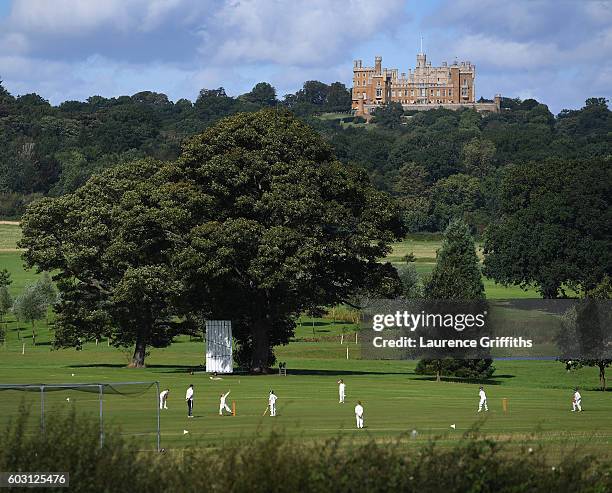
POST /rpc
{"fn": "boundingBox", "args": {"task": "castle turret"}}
[416,52,426,68]
[494,94,502,112]
[375,56,382,74]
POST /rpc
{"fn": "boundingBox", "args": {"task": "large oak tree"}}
[19,158,187,367]
[162,109,404,371]
[20,110,404,370]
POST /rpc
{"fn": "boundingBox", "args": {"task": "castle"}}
[352,51,500,116]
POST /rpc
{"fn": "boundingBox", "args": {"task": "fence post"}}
[99,385,104,448]
[40,385,45,434]
[155,382,161,452]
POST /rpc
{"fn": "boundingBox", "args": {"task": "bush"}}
[1,410,610,492]
[415,358,495,380]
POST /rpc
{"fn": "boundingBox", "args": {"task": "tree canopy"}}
[20,110,405,369]
[483,158,611,298]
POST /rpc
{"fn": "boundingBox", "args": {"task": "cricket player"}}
[572,388,582,412]
[478,386,488,412]
[159,388,169,410]
[186,384,194,418]
[219,390,232,415]
[337,379,346,403]
[355,401,364,429]
[268,390,278,417]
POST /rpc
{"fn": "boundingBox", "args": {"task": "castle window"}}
[442,89,446,96]
[449,89,453,97]
[376,89,382,98]
[411,89,414,96]
[436,89,440,96]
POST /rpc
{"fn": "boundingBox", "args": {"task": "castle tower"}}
[417,36,426,68]
[375,56,382,74]
[494,94,502,112]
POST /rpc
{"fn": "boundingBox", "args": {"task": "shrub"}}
[1,410,610,492]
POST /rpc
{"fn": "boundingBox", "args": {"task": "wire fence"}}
[0,382,161,451]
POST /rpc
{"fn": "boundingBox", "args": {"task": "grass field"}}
[0,223,609,454]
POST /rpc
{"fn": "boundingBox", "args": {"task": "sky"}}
[0,0,610,114]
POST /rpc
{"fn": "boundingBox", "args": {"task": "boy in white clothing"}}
[159,389,169,410]
[185,384,194,417]
[337,379,346,403]
[219,391,232,415]
[268,390,278,417]
[355,401,364,429]
[478,386,488,412]
[572,388,582,412]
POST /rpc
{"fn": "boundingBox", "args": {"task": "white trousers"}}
[270,403,276,416]
[356,415,363,428]
[160,398,167,409]
[572,399,582,411]
[478,399,488,412]
[219,403,231,415]
[339,391,345,403]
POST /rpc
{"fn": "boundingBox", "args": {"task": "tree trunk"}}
[436,361,441,382]
[599,363,606,391]
[130,335,147,368]
[250,317,270,373]
[31,321,36,346]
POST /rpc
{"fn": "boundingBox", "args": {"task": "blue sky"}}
[0,0,610,114]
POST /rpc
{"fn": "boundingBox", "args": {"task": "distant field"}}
[385,234,540,298]
[0,224,539,299]
[0,222,22,252]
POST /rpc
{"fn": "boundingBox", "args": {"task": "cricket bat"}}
[262,406,269,416]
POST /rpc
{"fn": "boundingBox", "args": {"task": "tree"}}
[461,137,495,178]
[425,218,484,300]
[35,271,57,305]
[392,163,432,232]
[13,283,47,345]
[35,271,57,326]
[0,268,11,288]
[325,82,352,112]
[430,174,482,232]
[372,102,404,129]
[19,158,186,366]
[243,82,277,107]
[0,286,12,322]
[560,276,612,390]
[483,158,611,298]
[397,262,424,298]
[194,87,237,123]
[166,109,405,371]
[416,219,493,380]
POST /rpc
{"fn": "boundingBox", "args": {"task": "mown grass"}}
[1,224,609,454]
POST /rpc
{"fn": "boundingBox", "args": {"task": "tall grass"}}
[1,410,610,492]
[323,306,360,325]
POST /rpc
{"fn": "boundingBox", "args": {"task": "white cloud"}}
[8,0,134,34]
[5,0,203,35]
[202,0,405,67]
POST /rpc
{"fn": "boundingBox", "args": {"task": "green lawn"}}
[1,224,608,454]
[0,338,610,454]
